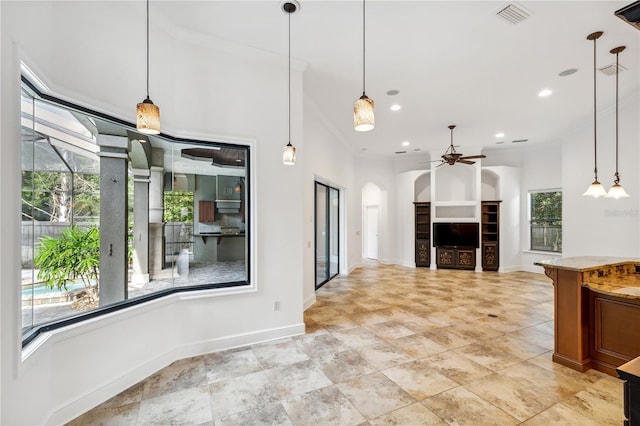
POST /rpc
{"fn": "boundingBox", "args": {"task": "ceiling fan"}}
[438,125,486,166]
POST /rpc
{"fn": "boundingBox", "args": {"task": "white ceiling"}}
[153,1,640,160]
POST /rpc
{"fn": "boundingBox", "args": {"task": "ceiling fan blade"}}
[435,162,446,168]
[458,159,476,165]
[459,154,486,160]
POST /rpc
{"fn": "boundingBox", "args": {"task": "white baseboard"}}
[303,293,317,310]
[49,323,305,425]
[518,264,546,274]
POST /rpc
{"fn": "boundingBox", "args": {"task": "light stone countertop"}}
[582,274,640,300]
[534,256,639,272]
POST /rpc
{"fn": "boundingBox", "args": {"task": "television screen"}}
[433,222,479,248]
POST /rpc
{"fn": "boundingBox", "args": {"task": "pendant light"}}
[136,0,160,135]
[606,46,630,199]
[282,1,299,165]
[582,31,606,197]
[353,0,375,132]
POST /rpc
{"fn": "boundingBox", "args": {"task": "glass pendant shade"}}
[136,98,160,135]
[283,142,296,165]
[582,181,607,198]
[606,183,629,199]
[354,95,375,132]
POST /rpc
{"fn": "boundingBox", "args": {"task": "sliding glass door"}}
[315,182,339,289]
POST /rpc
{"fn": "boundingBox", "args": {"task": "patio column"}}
[131,169,150,284]
[149,148,165,274]
[98,135,129,306]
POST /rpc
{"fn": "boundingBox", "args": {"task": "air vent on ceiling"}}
[599,63,627,76]
[394,151,407,154]
[512,139,528,143]
[615,1,640,32]
[497,3,531,24]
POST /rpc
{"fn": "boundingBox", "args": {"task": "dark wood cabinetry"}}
[436,247,476,270]
[618,356,640,426]
[481,201,501,271]
[198,200,215,223]
[414,202,430,267]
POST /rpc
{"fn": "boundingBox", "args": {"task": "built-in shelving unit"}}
[414,202,430,267]
[481,201,501,271]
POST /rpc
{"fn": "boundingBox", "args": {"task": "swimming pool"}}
[22,281,89,298]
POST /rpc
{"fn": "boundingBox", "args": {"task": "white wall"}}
[395,170,425,268]
[518,143,563,272]
[302,96,357,308]
[562,93,640,258]
[1,3,306,424]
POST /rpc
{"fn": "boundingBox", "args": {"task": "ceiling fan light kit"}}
[437,125,486,167]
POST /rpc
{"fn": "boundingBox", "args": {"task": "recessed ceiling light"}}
[559,68,578,77]
[402,141,410,147]
[390,104,401,111]
[538,89,553,97]
[386,89,399,96]
[496,132,505,138]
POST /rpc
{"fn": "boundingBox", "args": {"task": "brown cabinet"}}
[414,202,430,267]
[436,247,476,270]
[481,201,501,271]
[198,200,215,223]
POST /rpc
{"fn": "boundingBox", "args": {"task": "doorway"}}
[365,206,379,259]
[315,182,339,289]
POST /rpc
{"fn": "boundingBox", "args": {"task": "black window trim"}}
[20,75,252,348]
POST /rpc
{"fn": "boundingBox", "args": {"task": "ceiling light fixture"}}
[282,1,299,165]
[402,141,410,147]
[390,104,401,111]
[583,31,607,198]
[538,89,553,97]
[353,0,374,132]
[136,0,160,135]
[606,45,630,199]
[496,132,505,138]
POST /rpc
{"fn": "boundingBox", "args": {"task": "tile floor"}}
[68,262,624,425]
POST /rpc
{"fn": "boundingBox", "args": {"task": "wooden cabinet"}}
[414,202,430,267]
[481,201,500,271]
[436,247,476,270]
[198,200,215,223]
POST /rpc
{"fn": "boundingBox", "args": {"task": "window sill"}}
[522,250,562,256]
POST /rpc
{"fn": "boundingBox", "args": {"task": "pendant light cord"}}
[146,0,150,100]
[614,50,620,184]
[362,0,366,96]
[592,36,598,181]
[288,11,291,144]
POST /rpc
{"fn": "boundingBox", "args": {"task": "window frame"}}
[528,189,562,253]
[20,76,253,348]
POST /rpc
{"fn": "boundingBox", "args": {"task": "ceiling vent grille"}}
[497,3,531,24]
[512,139,528,143]
[394,151,407,155]
[599,63,627,76]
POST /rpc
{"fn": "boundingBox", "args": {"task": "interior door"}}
[365,206,379,259]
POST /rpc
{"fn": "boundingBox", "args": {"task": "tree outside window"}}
[530,191,562,252]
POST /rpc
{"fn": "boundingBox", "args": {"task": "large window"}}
[529,190,562,252]
[20,78,250,345]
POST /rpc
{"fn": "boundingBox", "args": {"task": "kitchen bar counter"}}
[196,232,245,245]
[535,256,640,376]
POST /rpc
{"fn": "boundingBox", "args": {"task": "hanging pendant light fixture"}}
[354,0,375,132]
[282,1,299,165]
[582,31,606,198]
[136,0,160,135]
[606,45,630,199]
